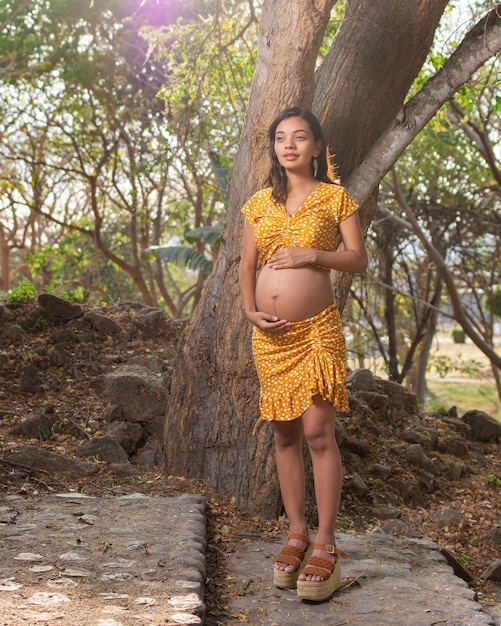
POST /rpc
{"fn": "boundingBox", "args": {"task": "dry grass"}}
[426,332,500,421]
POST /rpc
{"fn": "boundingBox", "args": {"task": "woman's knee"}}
[303,417,337,453]
[272,420,303,449]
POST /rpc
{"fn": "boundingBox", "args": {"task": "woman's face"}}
[274,116,321,175]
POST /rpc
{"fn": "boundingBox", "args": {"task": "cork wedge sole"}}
[273,533,312,589]
[296,544,348,601]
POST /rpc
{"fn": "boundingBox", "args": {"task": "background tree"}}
[163,0,501,518]
[0,0,254,313]
[351,58,500,405]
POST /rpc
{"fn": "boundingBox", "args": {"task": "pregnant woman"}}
[239,107,368,602]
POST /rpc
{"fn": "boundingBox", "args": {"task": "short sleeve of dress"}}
[241,189,270,226]
[337,187,360,222]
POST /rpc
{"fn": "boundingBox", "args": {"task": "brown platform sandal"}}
[296,543,348,601]
[273,533,313,589]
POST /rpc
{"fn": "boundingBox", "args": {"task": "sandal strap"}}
[273,544,306,568]
[313,543,349,559]
[288,532,311,545]
[301,556,335,581]
[274,534,311,569]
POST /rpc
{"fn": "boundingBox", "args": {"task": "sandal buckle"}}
[324,544,335,554]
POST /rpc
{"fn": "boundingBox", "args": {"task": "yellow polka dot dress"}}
[242,182,360,422]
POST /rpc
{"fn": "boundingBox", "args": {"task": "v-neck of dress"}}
[283,182,320,217]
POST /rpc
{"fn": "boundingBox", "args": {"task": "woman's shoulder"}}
[317,180,348,197]
[316,182,360,219]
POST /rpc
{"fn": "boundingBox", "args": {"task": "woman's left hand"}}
[267,247,313,269]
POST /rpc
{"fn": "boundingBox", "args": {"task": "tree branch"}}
[382,168,501,370]
[347,4,501,203]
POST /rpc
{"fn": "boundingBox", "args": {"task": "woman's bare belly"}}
[255,264,334,322]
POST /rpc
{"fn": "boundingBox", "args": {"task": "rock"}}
[5,445,99,477]
[429,509,464,527]
[347,395,378,420]
[440,546,474,583]
[9,412,59,441]
[462,410,501,443]
[108,462,140,476]
[347,368,375,391]
[371,506,401,520]
[399,429,431,447]
[343,451,363,469]
[440,416,470,437]
[370,463,392,480]
[79,436,130,464]
[51,328,78,344]
[49,344,71,366]
[381,519,420,538]
[354,391,390,415]
[79,343,98,362]
[348,472,370,498]
[341,436,371,458]
[488,528,501,544]
[375,379,419,416]
[406,444,440,476]
[136,438,163,466]
[20,364,44,394]
[128,354,166,373]
[104,365,167,423]
[142,309,166,333]
[0,304,15,322]
[481,559,501,582]
[389,442,408,456]
[38,294,83,320]
[445,460,464,480]
[437,435,469,458]
[84,312,121,335]
[104,422,144,455]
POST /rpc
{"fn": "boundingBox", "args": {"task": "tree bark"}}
[163,1,499,517]
[314,0,449,180]
[164,0,336,518]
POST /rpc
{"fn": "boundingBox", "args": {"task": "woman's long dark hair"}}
[267,107,338,203]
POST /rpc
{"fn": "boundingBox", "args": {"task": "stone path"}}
[228,532,501,626]
[0,493,206,625]
[0,493,500,626]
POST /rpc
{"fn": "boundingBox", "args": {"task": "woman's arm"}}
[239,222,260,319]
[266,212,368,273]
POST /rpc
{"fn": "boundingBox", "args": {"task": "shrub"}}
[452,328,466,344]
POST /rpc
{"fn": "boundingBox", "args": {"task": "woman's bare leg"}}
[272,418,308,572]
[298,396,343,582]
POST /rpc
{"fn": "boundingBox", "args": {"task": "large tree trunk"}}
[164,0,337,518]
[163,0,498,518]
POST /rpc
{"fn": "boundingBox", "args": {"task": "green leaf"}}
[145,245,213,274]
[185,224,223,247]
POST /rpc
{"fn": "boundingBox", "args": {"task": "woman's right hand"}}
[246,311,291,333]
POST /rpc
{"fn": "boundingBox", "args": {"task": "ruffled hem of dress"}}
[259,350,349,421]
